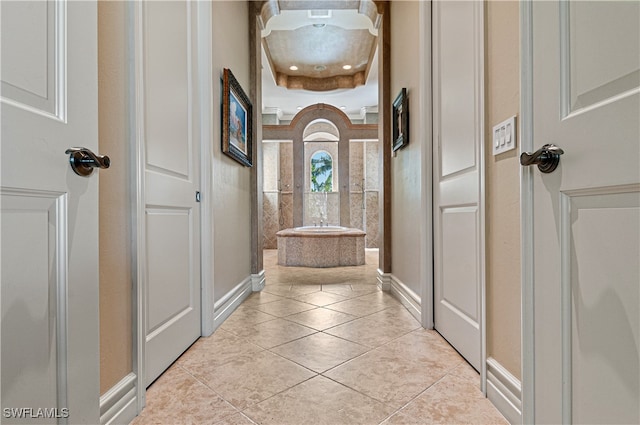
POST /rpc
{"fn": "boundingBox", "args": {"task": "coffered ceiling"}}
[260,0,381,120]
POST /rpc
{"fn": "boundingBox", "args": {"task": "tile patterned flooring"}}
[131,250,508,425]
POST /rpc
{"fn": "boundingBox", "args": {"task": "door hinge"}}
[196,191,201,202]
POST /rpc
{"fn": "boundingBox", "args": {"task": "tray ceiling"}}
[260,0,381,119]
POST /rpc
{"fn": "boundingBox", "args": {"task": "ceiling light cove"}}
[260,1,381,93]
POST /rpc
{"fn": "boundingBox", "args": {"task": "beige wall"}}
[485,0,521,380]
[98,1,132,395]
[212,1,253,300]
[390,1,423,294]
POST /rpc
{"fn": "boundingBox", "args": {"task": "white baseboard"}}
[100,373,138,425]
[212,276,253,331]
[389,274,422,323]
[377,269,391,291]
[251,270,266,291]
[486,357,522,425]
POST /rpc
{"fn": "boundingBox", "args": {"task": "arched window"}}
[310,151,333,192]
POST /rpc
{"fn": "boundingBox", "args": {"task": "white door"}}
[134,0,202,386]
[1,1,100,423]
[432,0,484,373]
[527,1,639,423]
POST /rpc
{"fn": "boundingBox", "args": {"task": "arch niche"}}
[263,104,377,227]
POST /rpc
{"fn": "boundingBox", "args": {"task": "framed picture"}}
[222,68,252,166]
[392,87,408,152]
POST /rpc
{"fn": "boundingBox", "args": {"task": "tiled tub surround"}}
[262,137,380,250]
[131,250,508,425]
[277,226,366,267]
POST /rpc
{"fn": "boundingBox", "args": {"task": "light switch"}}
[492,116,517,155]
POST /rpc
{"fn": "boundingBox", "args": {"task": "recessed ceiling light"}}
[308,10,331,19]
[314,65,326,71]
[296,106,303,110]
[340,106,347,110]
[289,65,298,71]
[343,65,352,70]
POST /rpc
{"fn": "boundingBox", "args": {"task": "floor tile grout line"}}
[179,356,321,418]
[317,372,399,412]
[171,364,250,422]
[238,374,321,420]
[278,309,363,331]
[239,373,399,425]
[374,363,475,425]
[265,334,374,375]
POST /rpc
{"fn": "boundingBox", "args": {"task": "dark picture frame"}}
[222,68,252,167]
[392,87,408,152]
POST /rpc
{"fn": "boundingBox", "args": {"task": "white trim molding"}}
[376,268,391,291]
[251,270,266,291]
[197,0,215,338]
[486,358,522,425]
[99,373,138,425]
[418,0,434,332]
[130,0,147,413]
[520,1,534,423]
[390,274,421,323]
[213,276,253,331]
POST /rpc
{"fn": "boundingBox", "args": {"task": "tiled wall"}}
[263,142,279,248]
[263,139,379,249]
[365,142,379,247]
[279,142,294,232]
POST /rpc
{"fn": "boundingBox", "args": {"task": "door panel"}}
[1,1,100,423]
[1,1,61,117]
[1,191,67,420]
[433,0,484,372]
[138,0,201,386]
[438,0,477,178]
[567,192,639,424]
[146,209,194,332]
[530,1,639,423]
[441,207,479,323]
[565,1,639,113]
[144,0,191,178]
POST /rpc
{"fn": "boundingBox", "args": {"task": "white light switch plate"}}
[492,115,517,156]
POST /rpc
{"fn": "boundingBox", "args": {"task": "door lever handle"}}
[65,147,111,177]
[520,144,564,173]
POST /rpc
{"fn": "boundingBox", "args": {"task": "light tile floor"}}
[131,250,508,425]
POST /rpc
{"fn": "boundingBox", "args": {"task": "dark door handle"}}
[520,144,564,173]
[65,147,111,177]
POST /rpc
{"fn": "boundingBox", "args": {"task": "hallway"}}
[131,250,507,425]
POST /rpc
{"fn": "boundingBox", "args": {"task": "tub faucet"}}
[320,219,323,227]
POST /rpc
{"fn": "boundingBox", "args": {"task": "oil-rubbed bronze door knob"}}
[520,144,564,173]
[65,147,111,177]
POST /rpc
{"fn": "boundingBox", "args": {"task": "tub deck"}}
[276,226,366,267]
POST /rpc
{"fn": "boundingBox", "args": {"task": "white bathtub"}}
[276,226,366,267]
[294,226,348,232]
